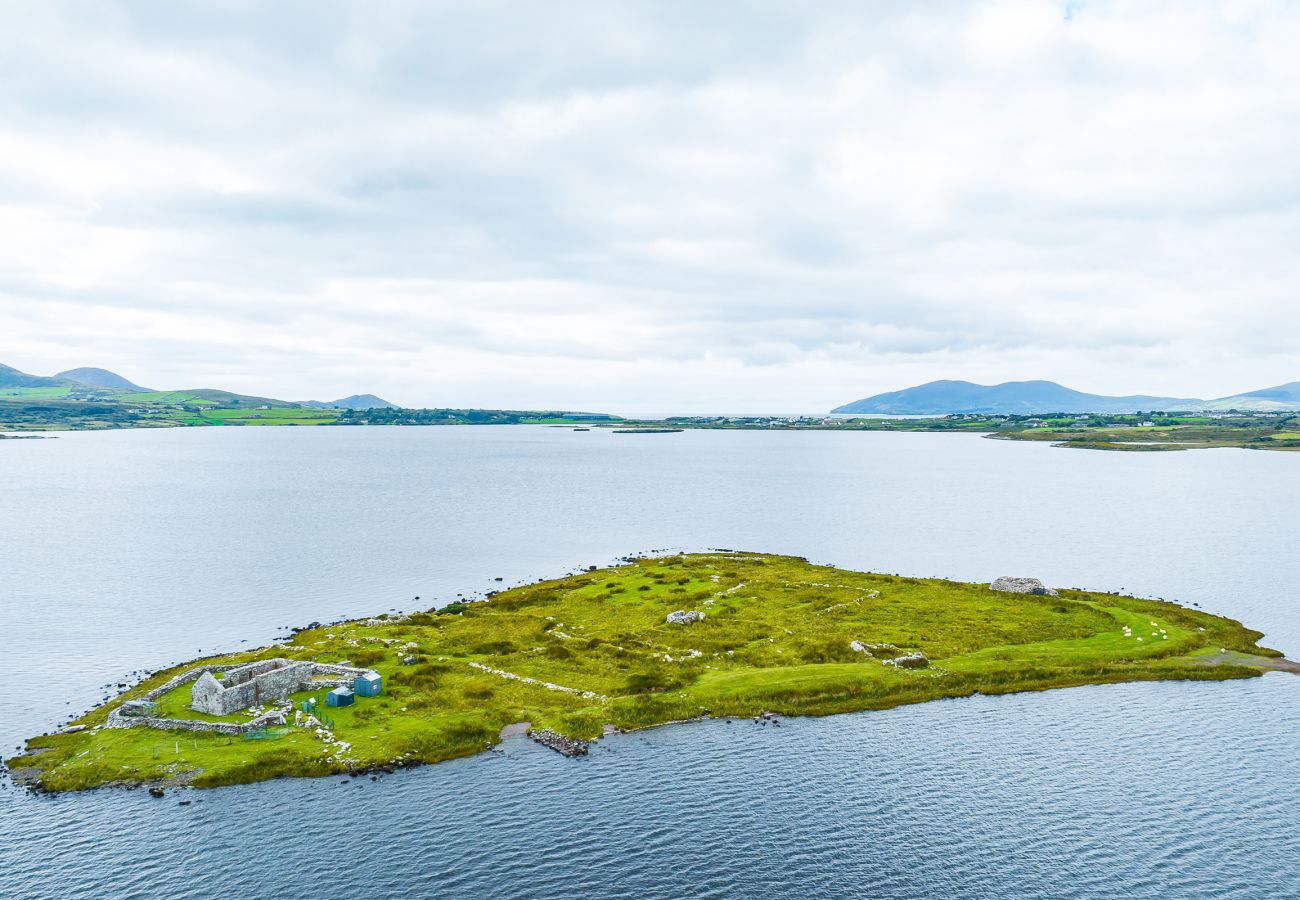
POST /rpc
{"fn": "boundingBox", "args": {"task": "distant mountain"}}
[168,388,300,408]
[2,361,398,411]
[55,367,151,391]
[0,363,70,388]
[832,380,1203,415]
[298,394,397,410]
[1202,381,1300,412]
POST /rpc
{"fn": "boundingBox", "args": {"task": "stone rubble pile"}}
[665,610,705,625]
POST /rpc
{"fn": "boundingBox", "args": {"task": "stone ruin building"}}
[105,657,380,736]
[190,658,373,715]
[192,659,309,715]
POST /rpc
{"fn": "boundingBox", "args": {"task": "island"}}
[6,553,1292,793]
[649,412,1300,452]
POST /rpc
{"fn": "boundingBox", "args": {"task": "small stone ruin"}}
[104,658,380,736]
[990,576,1059,598]
[191,660,311,715]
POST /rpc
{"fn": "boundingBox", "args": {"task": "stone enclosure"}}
[191,659,316,715]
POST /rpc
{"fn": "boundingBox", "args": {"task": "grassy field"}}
[0,386,74,400]
[7,553,1288,793]
[0,390,620,430]
[0,391,344,430]
[190,407,342,426]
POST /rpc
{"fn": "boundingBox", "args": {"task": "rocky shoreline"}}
[527,728,590,757]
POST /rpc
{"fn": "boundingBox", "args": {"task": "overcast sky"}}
[2,1,1298,413]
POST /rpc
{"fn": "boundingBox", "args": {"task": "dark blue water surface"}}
[1,427,1297,899]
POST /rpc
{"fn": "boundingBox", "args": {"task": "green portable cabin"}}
[354,671,382,697]
[326,687,355,707]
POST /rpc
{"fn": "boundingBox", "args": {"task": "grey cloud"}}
[1,0,1297,412]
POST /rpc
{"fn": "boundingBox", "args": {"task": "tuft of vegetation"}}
[6,552,1288,792]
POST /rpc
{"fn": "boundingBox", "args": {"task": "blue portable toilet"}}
[326,687,355,708]
[354,671,382,697]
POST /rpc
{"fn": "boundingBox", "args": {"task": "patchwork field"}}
[7,553,1288,792]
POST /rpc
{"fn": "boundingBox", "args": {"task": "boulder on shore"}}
[990,576,1059,598]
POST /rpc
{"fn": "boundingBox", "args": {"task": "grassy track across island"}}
[6,553,1290,792]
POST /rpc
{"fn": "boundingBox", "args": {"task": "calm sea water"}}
[1,426,1297,899]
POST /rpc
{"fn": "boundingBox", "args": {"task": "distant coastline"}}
[3,362,1297,452]
[2,404,1297,452]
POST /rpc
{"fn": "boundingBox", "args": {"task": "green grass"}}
[0,386,74,399]
[6,553,1285,792]
[116,391,211,404]
[0,390,344,430]
[194,407,342,426]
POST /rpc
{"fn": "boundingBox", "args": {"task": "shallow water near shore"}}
[2,426,1298,898]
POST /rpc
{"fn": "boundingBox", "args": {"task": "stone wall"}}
[303,662,376,691]
[246,661,313,705]
[221,658,285,687]
[142,662,245,702]
[106,708,245,735]
[106,706,287,735]
[310,662,372,677]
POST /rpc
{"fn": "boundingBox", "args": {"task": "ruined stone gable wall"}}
[189,673,223,715]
